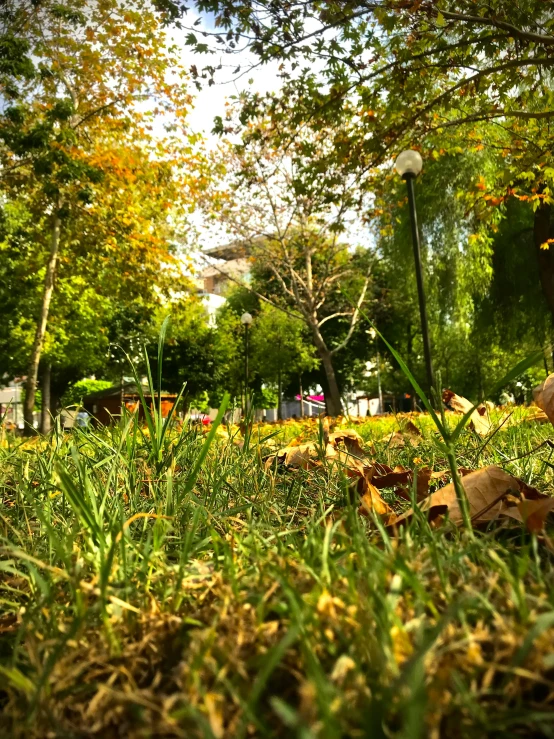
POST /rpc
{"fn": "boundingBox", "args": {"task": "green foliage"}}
[149,299,219,408]
[0,0,201,427]
[189,0,554,407]
[189,1,554,204]
[250,303,318,389]
[211,299,251,405]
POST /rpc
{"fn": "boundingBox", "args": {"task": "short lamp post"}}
[395,150,435,396]
[241,312,253,413]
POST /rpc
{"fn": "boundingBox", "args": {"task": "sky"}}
[167,9,283,144]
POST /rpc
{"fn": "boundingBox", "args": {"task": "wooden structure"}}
[83,383,178,425]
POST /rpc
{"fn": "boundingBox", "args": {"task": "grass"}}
[1,407,554,738]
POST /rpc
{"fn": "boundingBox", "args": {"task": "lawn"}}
[1,406,554,738]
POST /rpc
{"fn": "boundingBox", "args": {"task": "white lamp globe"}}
[395,150,423,178]
[240,312,253,326]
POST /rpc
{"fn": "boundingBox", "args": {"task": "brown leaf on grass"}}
[329,428,370,458]
[535,373,554,425]
[382,431,406,448]
[533,381,545,410]
[357,479,393,517]
[526,409,549,424]
[430,469,450,481]
[391,465,554,531]
[0,614,18,634]
[416,466,433,499]
[443,388,473,415]
[395,486,412,502]
[516,498,554,532]
[372,465,431,500]
[458,467,474,477]
[281,442,321,469]
[442,389,492,436]
[403,420,422,437]
[429,467,473,482]
[381,429,420,448]
[268,428,371,472]
[425,466,520,525]
[372,464,412,489]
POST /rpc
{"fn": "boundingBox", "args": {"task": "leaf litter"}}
[263,410,554,533]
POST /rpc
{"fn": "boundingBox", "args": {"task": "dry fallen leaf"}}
[267,428,371,472]
[535,373,554,425]
[328,428,371,458]
[403,420,422,437]
[516,498,554,532]
[381,431,406,448]
[442,389,492,436]
[357,480,393,517]
[268,426,394,518]
[429,467,473,482]
[391,465,553,531]
[381,428,420,448]
[416,466,433,499]
[533,381,545,410]
[371,464,412,489]
[525,409,549,424]
[281,442,321,469]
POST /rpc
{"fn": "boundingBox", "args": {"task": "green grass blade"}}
[180,393,230,501]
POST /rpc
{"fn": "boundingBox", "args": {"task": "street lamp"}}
[240,312,253,413]
[395,150,435,396]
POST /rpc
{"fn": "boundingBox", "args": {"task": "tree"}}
[187,1,554,162]
[185,0,554,333]
[0,0,200,432]
[250,303,317,418]
[371,151,496,390]
[369,150,550,400]
[204,125,372,415]
[149,298,220,409]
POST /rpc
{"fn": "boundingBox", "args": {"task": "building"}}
[0,381,24,429]
[83,382,178,426]
[0,380,42,430]
[199,241,251,296]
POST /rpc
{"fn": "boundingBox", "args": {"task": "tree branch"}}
[318,311,352,328]
[330,266,370,356]
[196,251,304,321]
[440,10,554,46]
[428,108,554,132]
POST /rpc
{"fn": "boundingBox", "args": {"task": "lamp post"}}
[240,312,253,413]
[368,327,383,414]
[395,150,435,396]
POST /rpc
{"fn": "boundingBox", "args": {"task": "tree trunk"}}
[319,349,342,416]
[406,321,413,365]
[299,375,304,418]
[40,362,52,434]
[277,362,282,420]
[24,208,62,434]
[534,199,554,329]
